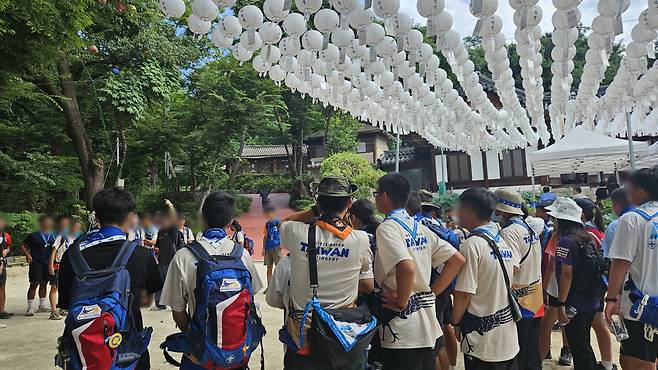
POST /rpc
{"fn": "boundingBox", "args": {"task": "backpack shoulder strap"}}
[469,231,513,294]
[508,218,535,265]
[68,239,91,276]
[633,208,658,221]
[227,242,244,259]
[186,240,211,261]
[111,240,138,268]
[307,221,318,292]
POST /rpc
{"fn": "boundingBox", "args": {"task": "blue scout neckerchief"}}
[387,208,418,239]
[79,226,126,251]
[472,223,501,243]
[201,228,228,242]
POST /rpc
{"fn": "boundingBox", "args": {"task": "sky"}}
[398,0,646,45]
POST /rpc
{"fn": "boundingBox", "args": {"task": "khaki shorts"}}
[264,247,282,266]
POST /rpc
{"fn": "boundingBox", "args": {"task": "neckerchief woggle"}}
[79,226,127,251]
[387,208,418,239]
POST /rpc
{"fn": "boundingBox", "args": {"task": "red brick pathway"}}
[237,193,295,262]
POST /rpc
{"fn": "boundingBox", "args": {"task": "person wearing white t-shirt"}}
[494,189,543,370]
[373,173,465,370]
[159,192,263,370]
[606,167,658,370]
[276,175,374,370]
[452,188,520,370]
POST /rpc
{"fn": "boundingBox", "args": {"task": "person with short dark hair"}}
[263,204,282,286]
[452,188,519,369]
[58,187,162,369]
[596,181,609,202]
[606,176,620,195]
[573,186,587,199]
[601,188,632,258]
[177,214,194,245]
[539,186,557,202]
[20,214,54,316]
[0,217,13,324]
[374,173,464,370]
[606,167,658,370]
[153,199,185,310]
[45,215,70,320]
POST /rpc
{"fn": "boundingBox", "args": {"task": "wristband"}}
[556,301,566,307]
[604,297,618,302]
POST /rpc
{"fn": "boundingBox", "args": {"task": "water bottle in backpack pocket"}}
[56,240,151,370]
[161,241,265,369]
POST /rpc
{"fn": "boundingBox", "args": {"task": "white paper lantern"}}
[479,15,503,38]
[263,0,289,22]
[631,24,657,43]
[417,0,445,18]
[214,0,236,8]
[301,30,324,51]
[314,9,340,34]
[240,30,263,51]
[331,27,355,47]
[385,13,412,36]
[331,0,358,13]
[403,29,423,50]
[598,0,629,18]
[279,36,301,55]
[552,8,581,29]
[469,0,498,18]
[238,5,264,31]
[431,11,453,35]
[283,13,307,37]
[366,23,385,46]
[376,36,397,57]
[259,22,283,45]
[211,30,234,48]
[437,30,460,50]
[349,7,375,29]
[188,14,212,35]
[193,0,218,21]
[509,0,539,10]
[295,0,322,15]
[512,5,542,29]
[320,43,340,62]
[269,65,286,81]
[232,43,253,62]
[263,45,282,63]
[219,15,242,38]
[552,0,581,11]
[373,0,400,19]
[159,0,186,18]
[253,55,272,74]
[591,15,615,35]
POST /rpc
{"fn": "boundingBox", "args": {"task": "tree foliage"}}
[320,152,385,200]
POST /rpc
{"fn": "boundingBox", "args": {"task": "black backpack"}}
[572,240,608,300]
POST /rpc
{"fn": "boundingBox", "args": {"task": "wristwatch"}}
[604,297,619,303]
[555,301,566,307]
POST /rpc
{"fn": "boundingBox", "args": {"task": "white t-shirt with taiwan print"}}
[280,220,372,348]
[375,210,458,350]
[608,201,658,322]
[455,223,519,362]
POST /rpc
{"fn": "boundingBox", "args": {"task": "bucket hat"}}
[494,189,525,216]
[311,175,358,197]
[546,197,584,225]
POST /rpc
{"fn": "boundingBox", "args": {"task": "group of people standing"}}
[1,165,657,370]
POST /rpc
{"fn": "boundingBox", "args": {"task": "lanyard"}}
[79,226,127,251]
[40,232,53,246]
[387,209,418,238]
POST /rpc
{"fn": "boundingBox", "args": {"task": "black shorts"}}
[547,294,560,308]
[28,262,49,283]
[464,354,518,370]
[0,265,6,287]
[620,319,658,363]
[380,347,436,370]
[49,270,59,286]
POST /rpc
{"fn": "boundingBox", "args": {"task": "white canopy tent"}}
[529,125,649,176]
[628,142,658,169]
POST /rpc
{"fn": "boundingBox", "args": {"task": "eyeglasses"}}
[372,191,383,197]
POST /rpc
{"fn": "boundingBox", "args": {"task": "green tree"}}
[320,152,385,200]
[326,113,361,155]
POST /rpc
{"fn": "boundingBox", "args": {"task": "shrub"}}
[233,194,253,216]
[234,173,292,193]
[291,197,315,211]
[433,192,459,212]
[1,211,39,253]
[320,152,386,200]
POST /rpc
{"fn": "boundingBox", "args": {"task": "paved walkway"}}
[237,193,295,262]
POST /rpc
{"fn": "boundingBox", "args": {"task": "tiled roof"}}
[306,123,390,140]
[378,147,416,165]
[242,145,308,159]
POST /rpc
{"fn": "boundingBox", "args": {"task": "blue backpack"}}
[265,219,281,250]
[161,241,265,369]
[56,240,151,370]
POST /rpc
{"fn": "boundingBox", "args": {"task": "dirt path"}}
[237,193,295,262]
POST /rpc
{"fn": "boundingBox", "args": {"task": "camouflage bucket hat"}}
[419,189,440,211]
[311,175,358,197]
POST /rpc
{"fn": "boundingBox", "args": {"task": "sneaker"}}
[37,306,50,313]
[558,347,572,366]
[58,309,68,316]
[597,362,619,370]
[552,321,561,331]
[0,311,14,319]
[25,308,35,317]
[545,350,552,360]
[49,312,63,320]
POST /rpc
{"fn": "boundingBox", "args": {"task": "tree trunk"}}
[189,148,197,192]
[35,54,104,207]
[227,125,247,190]
[115,114,128,185]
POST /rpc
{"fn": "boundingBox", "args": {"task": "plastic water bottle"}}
[566,306,578,320]
[610,315,630,342]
